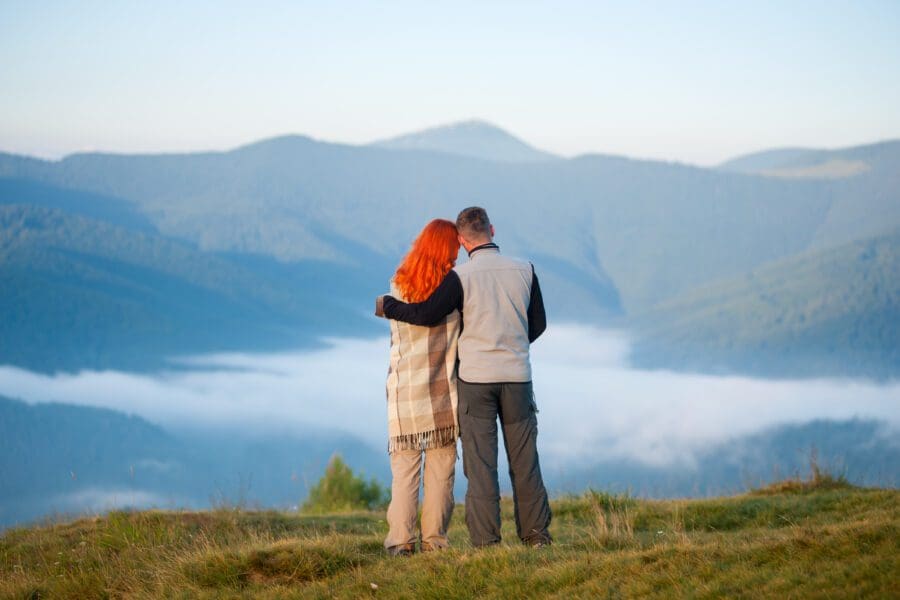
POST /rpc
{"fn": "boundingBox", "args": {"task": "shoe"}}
[386,543,416,557]
[527,537,552,548]
[420,542,446,552]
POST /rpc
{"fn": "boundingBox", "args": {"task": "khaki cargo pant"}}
[384,444,457,550]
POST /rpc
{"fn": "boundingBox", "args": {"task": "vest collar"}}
[467,242,499,257]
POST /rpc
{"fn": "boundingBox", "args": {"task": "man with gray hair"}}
[377,206,551,547]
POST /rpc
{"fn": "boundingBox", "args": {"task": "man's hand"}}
[375,295,385,318]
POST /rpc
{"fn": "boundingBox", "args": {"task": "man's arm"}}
[528,264,546,343]
[380,271,463,327]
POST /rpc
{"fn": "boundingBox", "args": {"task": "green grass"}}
[2,481,897,599]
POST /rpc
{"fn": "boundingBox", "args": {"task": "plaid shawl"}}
[385,282,461,453]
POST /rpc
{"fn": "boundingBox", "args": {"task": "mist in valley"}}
[2,324,897,526]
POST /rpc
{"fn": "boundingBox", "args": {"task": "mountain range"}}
[1,120,898,377]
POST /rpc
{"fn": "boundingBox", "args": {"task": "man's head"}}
[456,206,495,251]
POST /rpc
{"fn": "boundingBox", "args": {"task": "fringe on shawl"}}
[388,425,459,454]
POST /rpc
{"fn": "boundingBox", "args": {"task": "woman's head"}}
[393,219,460,303]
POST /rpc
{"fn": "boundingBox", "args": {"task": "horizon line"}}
[1,120,898,169]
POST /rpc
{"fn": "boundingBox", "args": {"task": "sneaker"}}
[386,543,416,557]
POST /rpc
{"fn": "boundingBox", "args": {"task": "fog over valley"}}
[2,325,897,472]
[1,120,898,526]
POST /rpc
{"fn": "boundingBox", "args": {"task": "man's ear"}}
[490,224,495,238]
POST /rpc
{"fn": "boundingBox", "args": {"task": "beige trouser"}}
[384,444,457,550]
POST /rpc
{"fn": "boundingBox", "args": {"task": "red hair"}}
[393,219,460,303]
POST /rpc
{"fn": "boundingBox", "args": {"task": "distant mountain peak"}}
[371,119,559,163]
[436,118,499,130]
[231,134,317,153]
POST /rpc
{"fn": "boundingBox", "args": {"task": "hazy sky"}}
[2,1,899,164]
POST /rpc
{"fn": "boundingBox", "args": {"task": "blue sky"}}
[2,1,899,164]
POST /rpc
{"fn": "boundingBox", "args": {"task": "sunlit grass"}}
[2,477,897,599]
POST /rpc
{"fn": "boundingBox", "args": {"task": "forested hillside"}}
[632,229,900,379]
[0,205,378,371]
[1,127,898,377]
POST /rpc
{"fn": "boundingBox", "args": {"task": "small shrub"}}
[752,451,852,496]
[301,455,388,514]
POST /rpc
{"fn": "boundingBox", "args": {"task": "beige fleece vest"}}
[454,248,533,383]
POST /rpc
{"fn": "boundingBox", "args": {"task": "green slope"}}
[719,140,900,178]
[719,141,900,253]
[1,134,898,377]
[0,205,379,372]
[0,136,876,313]
[1,483,896,598]
[1,136,897,314]
[0,177,154,232]
[631,229,900,378]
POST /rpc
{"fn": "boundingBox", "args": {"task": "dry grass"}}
[2,480,898,599]
[751,454,852,496]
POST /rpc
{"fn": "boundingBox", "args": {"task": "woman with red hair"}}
[382,218,461,556]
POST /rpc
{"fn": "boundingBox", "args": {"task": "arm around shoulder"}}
[383,271,463,327]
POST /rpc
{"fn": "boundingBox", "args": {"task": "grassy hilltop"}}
[1,476,897,599]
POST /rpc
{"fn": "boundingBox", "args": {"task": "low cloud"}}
[51,487,177,513]
[1,325,898,467]
[532,327,900,466]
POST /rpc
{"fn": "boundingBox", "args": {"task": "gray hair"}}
[456,206,491,240]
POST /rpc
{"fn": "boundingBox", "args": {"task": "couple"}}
[376,206,552,555]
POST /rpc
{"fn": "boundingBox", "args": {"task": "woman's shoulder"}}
[389,280,406,301]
